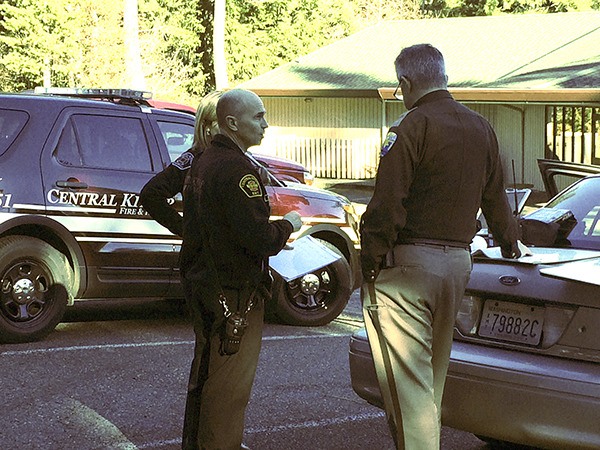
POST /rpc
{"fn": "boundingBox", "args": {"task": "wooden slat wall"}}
[260,97,382,179]
[261,127,381,179]
[258,96,597,188]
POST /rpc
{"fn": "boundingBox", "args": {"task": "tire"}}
[0,236,72,343]
[273,238,352,326]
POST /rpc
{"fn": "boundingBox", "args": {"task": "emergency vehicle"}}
[0,88,360,343]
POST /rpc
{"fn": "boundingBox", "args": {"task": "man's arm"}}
[360,118,419,281]
[480,150,521,258]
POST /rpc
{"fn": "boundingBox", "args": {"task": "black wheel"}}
[0,236,72,343]
[273,238,352,326]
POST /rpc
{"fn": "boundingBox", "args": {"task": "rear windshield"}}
[0,109,29,156]
[546,177,600,251]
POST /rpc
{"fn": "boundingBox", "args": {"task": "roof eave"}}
[385,88,600,103]
[244,87,600,104]
[241,88,381,98]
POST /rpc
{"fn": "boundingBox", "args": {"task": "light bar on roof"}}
[33,87,153,100]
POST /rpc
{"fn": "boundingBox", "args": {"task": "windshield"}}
[546,176,600,251]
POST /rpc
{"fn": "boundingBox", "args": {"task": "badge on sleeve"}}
[239,174,263,198]
[172,151,194,170]
[380,132,397,158]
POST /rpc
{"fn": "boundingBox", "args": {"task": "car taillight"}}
[455,295,483,335]
[541,305,575,348]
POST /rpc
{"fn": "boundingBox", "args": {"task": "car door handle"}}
[56,179,88,189]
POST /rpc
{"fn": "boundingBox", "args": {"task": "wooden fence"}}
[260,127,381,179]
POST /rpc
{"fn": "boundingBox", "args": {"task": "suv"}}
[0,89,360,343]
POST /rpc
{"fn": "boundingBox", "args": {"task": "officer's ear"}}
[400,75,412,93]
[225,115,238,131]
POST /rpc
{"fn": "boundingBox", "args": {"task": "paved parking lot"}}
[0,292,488,450]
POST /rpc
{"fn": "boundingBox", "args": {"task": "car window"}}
[54,115,152,171]
[0,109,29,156]
[546,177,600,249]
[156,121,194,163]
[154,120,276,187]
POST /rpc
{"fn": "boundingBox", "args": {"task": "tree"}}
[214,0,227,89]
[353,0,422,22]
[3,0,596,100]
[0,0,128,91]
[124,0,146,89]
[0,0,77,91]
[225,0,357,85]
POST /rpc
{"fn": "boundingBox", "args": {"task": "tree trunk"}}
[213,0,228,89]
[124,0,146,90]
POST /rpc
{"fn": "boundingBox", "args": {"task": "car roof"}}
[1,91,193,120]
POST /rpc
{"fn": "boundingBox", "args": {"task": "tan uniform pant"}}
[362,244,471,450]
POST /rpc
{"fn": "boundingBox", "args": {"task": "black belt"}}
[397,238,470,250]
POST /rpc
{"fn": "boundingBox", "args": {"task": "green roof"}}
[238,12,600,92]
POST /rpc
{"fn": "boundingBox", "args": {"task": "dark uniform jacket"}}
[180,134,293,291]
[360,90,519,274]
[139,150,194,237]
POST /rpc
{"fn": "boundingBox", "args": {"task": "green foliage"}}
[0,0,598,101]
[426,0,597,16]
[138,0,212,102]
[445,0,497,16]
[225,0,357,85]
[0,0,126,92]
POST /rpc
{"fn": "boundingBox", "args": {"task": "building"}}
[238,11,600,190]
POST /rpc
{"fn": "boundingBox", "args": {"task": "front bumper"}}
[348,330,600,449]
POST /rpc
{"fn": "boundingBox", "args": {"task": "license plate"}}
[478,300,544,345]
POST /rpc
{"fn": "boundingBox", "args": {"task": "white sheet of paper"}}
[269,235,342,282]
[540,258,600,286]
[471,241,539,262]
[472,243,600,266]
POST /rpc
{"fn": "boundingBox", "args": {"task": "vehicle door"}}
[147,114,195,297]
[40,106,176,298]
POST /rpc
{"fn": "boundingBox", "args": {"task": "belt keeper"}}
[385,249,396,268]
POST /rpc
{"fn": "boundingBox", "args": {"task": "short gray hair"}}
[394,44,447,91]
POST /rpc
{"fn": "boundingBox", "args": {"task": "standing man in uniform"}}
[180,89,301,450]
[360,44,521,449]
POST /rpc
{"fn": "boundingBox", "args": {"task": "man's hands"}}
[501,241,522,259]
[283,211,302,232]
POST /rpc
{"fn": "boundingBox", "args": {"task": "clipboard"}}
[269,235,342,282]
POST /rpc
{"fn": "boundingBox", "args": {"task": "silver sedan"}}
[349,170,600,449]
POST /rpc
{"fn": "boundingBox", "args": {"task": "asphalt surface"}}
[0,292,491,450]
[0,178,528,450]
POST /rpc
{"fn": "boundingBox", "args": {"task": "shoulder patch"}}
[172,151,194,170]
[380,132,397,158]
[381,109,416,158]
[239,174,263,198]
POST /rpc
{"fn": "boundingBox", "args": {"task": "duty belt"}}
[397,237,470,250]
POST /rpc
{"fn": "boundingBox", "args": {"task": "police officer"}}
[139,91,222,236]
[180,89,301,450]
[360,44,520,449]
